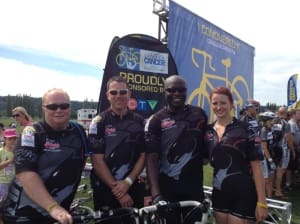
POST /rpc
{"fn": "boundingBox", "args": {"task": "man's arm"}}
[91,154,116,189]
[146,152,161,197]
[286,132,296,160]
[17,171,72,223]
[127,152,146,183]
[111,152,146,202]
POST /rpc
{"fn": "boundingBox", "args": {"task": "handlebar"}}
[73,207,138,223]
[54,200,211,224]
[139,200,202,214]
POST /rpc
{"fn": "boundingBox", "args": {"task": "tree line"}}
[0,94,98,119]
[0,94,280,119]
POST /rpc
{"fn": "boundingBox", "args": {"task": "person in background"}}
[0,129,18,224]
[88,76,145,214]
[145,75,208,223]
[286,108,300,192]
[239,99,262,159]
[205,86,268,224]
[0,123,4,147]
[259,111,277,198]
[272,106,294,198]
[11,106,33,130]
[1,88,87,224]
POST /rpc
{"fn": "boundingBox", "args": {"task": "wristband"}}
[257,202,268,209]
[124,177,133,186]
[47,202,58,213]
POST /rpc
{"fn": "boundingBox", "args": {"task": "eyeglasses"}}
[12,114,20,118]
[43,103,70,111]
[165,87,187,93]
[108,89,128,96]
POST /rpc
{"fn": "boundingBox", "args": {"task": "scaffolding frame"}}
[152,0,169,44]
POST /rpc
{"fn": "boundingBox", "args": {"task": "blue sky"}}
[1,0,300,105]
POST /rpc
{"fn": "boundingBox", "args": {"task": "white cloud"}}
[0,58,101,102]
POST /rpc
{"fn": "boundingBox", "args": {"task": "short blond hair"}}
[42,88,70,105]
[12,106,32,122]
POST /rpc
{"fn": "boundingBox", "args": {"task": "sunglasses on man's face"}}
[12,114,20,118]
[108,89,128,96]
[43,103,70,111]
[165,87,187,93]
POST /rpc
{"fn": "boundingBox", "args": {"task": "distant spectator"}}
[286,109,300,191]
[0,123,4,147]
[0,129,18,205]
[272,106,294,198]
[259,111,277,198]
[11,106,33,130]
[8,123,16,129]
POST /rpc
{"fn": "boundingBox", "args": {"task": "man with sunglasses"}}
[144,75,208,223]
[2,88,87,224]
[88,76,145,218]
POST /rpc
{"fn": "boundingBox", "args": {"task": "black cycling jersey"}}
[206,119,262,188]
[2,121,86,223]
[145,105,208,184]
[205,118,263,220]
[260,126,276,156]
[239,114,260,137]
[88,109,145,210]
[89,109,145,180]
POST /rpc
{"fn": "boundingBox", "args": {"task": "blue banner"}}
[287,74,298,106]
[168,1,254,122]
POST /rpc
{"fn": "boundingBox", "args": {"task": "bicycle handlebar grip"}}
[139,200,203,214]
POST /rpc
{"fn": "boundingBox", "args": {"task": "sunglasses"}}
[109,89,128,96]
[165,87,187,93]
[12,114,20,118]
[44,103,70,111]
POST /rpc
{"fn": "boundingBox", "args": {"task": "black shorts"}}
[159,174,205,224]
[212,174,257,221]
[159,173,204,203]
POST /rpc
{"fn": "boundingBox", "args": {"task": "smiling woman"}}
[11,106,33,129]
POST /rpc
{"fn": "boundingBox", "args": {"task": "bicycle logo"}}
[116,45,140,70]
[187,48,250,122]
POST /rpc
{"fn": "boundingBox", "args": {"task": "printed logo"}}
[21,134,35,147]
[21,126,36,147]
[89,122,97,135]
[161,118,176,129]
[205,130,214,141]
[44,138,61,151]
[128,98,138,110]
[105,126,116,136]
[116,45,140,70]
[147,100,158,111]
[138,99,148,112]
[140,50,168,74]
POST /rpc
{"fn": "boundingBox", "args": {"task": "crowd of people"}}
[0,75,299,223]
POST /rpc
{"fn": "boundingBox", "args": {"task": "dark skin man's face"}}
[164,76,187,112]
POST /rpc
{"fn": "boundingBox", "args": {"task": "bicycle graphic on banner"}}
[187,48,250,122]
